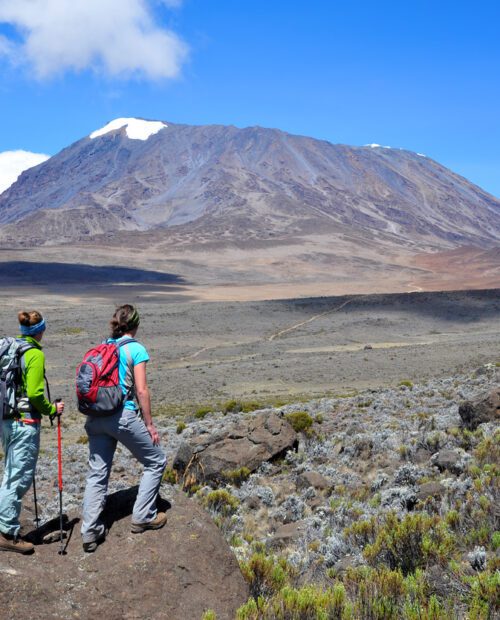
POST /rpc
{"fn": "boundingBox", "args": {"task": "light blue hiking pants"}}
[81,408,167,544]
[0,420,40,537]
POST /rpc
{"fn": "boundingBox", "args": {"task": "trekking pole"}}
[54,399,65,555]
[32,474,41,529]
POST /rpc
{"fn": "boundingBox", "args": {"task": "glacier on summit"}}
[90,118,168,141]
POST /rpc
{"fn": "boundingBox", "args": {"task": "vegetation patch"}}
[162,467,177,485]
[285,411,314,434]
[195,405,213,419]
[222,466,251,486]
[176,421,187,434]
[363,512,456,575]
[203,489,239,516]
[398,380,414,389]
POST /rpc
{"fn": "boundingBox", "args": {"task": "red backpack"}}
[76,338,135,416]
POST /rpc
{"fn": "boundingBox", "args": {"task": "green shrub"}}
[344,517,378,547]
[466,570,500,619]
[474,431,500,467]
[222,399,241,414]
[363,513,455,575]
[176,421,187,434]
[222,400,265,414]
[195,406,212,419]
[285,411,314,434]
[398,380,414,389]
[201,611,217,620]
[222,467,251,486]
[162,467,177,485]
[203,489,239,515]
[240,553,290,600]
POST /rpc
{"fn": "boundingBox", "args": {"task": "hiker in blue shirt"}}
[81,304,167,552]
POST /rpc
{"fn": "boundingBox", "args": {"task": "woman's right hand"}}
[55,401,65,415]
[147,422,160,446]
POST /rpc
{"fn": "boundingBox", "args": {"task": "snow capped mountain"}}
[89,118,168,141]
[0,122,498,255]
[0,150,50,195]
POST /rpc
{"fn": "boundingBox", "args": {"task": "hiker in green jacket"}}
[0,310,64,554]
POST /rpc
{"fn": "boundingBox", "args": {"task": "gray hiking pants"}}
[81,408,166,544]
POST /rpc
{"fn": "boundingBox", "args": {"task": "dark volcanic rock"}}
[173,412,298,487]
[431,450,464,474]
[0,489,249,620]
[459,387,500,430]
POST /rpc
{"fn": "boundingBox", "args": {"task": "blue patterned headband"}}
[20,318,46,336]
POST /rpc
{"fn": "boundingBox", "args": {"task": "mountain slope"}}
[0,119,498,249]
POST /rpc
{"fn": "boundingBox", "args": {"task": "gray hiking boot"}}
[131,512,167,534]
[82,529,107,553]
[0,532,34,555]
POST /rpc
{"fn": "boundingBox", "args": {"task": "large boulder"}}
[0,489,249,620]
[431,449,466,474]
[173,412,298,487]
[459,387,500,430]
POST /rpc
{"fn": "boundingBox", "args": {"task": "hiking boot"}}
[131,512,167,534]
[0,532,34,555]
[82,529,107,553]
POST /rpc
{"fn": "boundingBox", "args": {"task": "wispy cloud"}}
[159,0,184,7]
[0,150,50,195]
[0,0,188,80]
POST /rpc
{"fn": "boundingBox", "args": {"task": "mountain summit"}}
[0,118,498,248]
[0,119,498,296]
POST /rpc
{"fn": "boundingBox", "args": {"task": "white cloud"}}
[0,150,50,195]
[0,0,188,80]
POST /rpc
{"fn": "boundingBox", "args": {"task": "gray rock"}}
[173,412,298,487]
[459,388,500,430]
[269,520,308,547]
[431,449,465,474]
[296,471,332,491]
[415,481,446,502]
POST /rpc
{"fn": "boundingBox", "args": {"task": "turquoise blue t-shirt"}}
[107,336,149,411]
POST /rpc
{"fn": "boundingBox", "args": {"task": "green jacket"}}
[18,336,56,418]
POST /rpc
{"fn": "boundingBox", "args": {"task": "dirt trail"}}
[268,296,364,341]
[176,296,364,362]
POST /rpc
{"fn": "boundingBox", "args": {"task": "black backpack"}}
[0,337,35,436]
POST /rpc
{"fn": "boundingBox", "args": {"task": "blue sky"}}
[0,0,499,197]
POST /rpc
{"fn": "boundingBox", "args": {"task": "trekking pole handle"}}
[49,399,62,426]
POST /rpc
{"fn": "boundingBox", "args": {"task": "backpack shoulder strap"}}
[17,341,36,373]
[115,339,137,400]
[116,338,137,349]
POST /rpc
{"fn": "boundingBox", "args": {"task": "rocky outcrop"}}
[459,387,500,430]
[0,489,249,620]
[431,449,468,474]
[173,412,298,487]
